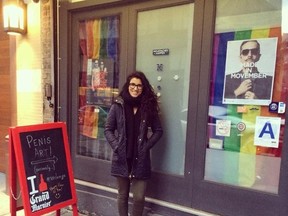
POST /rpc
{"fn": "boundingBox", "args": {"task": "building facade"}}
[2,0,288,215]
[57,0,288,215]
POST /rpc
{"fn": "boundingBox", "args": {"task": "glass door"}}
[77,16,120,161]
[68,0,196,205]
[69,6,129,186]
[136,4,194,176]
[127,1,195,205]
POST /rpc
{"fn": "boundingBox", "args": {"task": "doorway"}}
[65,0,195,207]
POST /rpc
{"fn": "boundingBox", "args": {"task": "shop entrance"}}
[65,0,195,208]
[59,0,288,215]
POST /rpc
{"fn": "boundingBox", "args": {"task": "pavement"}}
[0,172,211,216]
[0,192,81,216]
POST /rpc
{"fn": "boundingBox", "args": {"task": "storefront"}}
[58,0,288,215]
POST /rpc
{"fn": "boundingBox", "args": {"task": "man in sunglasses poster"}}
[222,38,277,105]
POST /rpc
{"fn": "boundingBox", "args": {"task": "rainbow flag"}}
[209,27,286,186]
[78,16,120,139]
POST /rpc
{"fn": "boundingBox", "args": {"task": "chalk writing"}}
[31,156,58,174]
[46,173,66,182]
[50,183,64,199]
[15,124,75,214]
[26,135,52,148]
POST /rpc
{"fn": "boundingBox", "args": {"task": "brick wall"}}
[41,0,55,123]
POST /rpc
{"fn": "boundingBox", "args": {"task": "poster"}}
[86,58,115,106]
[222,37,277,105]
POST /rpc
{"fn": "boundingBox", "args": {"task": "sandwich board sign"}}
[9,122,78,216]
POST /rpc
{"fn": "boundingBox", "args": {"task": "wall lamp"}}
[3,0,27,35]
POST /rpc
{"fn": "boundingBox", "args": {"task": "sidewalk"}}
[1,189,162,216]
[0,191,83,216]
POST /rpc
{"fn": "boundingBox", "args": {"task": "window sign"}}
[254,116,281,148]
[223,38,277,106]
[204,0,287,194]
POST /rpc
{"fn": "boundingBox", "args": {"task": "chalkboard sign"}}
[9,122,78,216]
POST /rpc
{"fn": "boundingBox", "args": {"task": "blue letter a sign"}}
[254,116,281,148]
[259,122,275,139]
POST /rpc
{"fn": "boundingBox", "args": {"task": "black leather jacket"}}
[104,97,163,179]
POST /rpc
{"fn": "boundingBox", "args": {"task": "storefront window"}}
[77,16,120,161]
[205,0,288,193]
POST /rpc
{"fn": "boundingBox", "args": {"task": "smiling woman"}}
[128,78,143,98]
[105,71,163,216]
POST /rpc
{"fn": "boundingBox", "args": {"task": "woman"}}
[104,71,163,216]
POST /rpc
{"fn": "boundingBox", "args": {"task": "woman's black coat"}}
[104,97,163,179]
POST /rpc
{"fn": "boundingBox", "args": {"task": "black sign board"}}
[9,122,78,216]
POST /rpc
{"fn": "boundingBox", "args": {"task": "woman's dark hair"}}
[120,71,159,113]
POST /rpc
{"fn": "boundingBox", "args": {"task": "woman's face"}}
[128,77,143,98]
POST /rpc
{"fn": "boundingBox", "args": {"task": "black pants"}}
[116,177,147,216]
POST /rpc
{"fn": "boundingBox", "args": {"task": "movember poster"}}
[11,122,77,215]
[222,37,277,105]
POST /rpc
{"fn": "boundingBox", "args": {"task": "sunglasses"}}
[241,48,259,56]
[129,83,143,89]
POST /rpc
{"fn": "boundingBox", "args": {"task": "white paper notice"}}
[209,138,223,149]
[254,116,281,148]
[216,120,231,137]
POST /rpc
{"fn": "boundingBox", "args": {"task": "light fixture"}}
[3,0,27,35]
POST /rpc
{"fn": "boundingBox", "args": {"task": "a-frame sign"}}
[9,122,78,216]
